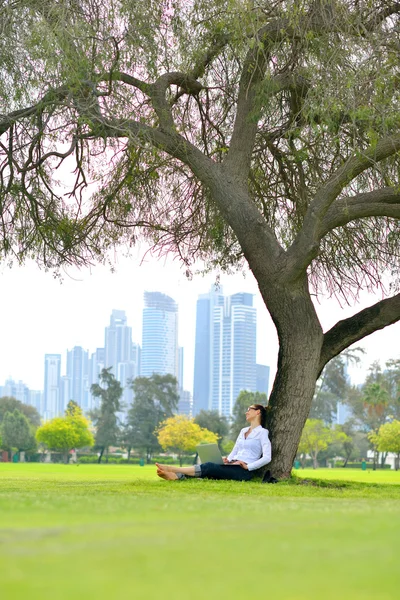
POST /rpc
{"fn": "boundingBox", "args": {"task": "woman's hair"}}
[252,404,268,429]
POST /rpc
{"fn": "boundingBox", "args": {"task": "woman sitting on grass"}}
[156,404,271,481]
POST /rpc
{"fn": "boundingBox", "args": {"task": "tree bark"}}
[262,278,324,479]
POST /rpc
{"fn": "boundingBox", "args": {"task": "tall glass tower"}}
[43,354,61,419]
[141,292,178,378]
[193,288,257,417]
[103,310,139,409]
[193,286,224,415]
[65,346,89,412]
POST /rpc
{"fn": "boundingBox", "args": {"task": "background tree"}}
[126,375,178,463]
[231,391,268,440]
[0,397,41,428]
[369,421,400,471]
[36,413,94,463]
[381,359,400,420]
[65,400,83,417]
[194,410,229,451]
[157,415,218,466]
[2,2,400,478]
[90,368,123,463]
[310,350,363,423]
[298,419,348,469]
[1,410,36,458]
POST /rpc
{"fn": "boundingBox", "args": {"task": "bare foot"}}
[155,463,176,473]
[157,467,178,481]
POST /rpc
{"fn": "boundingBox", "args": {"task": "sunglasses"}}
[245,406,257,412]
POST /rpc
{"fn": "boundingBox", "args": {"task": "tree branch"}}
[285,133,400,280]
[319,293,400,373]
[0,87,68,136]
[319,187,400,236]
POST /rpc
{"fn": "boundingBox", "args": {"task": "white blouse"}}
[227,425,272,471]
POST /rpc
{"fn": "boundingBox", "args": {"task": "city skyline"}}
[1,287,269,419]
[1,252,399,396]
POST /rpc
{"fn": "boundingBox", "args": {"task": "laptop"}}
[196,443,224,465]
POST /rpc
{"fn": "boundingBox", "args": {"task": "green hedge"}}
[77,454,196,465]
[334,461,392,470]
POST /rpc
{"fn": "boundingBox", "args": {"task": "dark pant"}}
[200,462,253,481]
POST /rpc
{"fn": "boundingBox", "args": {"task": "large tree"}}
[36,411,94,463]
[126,374,178,462]
[0,397,41,428]
[194,409,229,450]
[1,1,400,477]
[1,409,36,456]
[90,367,123,463]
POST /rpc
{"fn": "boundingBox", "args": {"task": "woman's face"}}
[245,406,260,422]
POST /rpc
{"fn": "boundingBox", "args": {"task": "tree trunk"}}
[263,280,324,479]
[127,447,131,463]
[63,451,69,464]
[98,447,104,464]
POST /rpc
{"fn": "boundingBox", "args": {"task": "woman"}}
[156,404,271,481]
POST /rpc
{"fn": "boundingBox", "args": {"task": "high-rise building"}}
[104,310,139,409]
[193,286,224,415]
[193,288,258,417]
[256,364,270,397]
[43,354,61,419]
[141,292,178,378]
[66,346,89,412]
[88,347,105,402]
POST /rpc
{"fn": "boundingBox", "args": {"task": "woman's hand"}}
[231,460,248,469]
[222,457,230,464]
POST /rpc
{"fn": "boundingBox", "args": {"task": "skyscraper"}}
[104,310,132,375]
[141,292,178,378]
[65,346,89,411]
[256,364,270,396]
[193,286,224,415]
[88,347,105,408]
[43,354,61,419]
[193,288,258,417]
[103,310,139,408]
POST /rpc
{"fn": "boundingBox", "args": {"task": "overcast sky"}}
[0,246,399,394]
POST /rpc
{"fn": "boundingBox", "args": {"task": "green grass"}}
[1,464,400,600]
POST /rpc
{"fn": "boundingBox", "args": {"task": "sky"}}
[0,245,399,395]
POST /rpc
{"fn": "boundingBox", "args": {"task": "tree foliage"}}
[194,409,229,449]
[36,412,94,463]
[310,349,363,423]
[298,419,348,468]
[125,374,179,462]
[368,420,400,469]
[0,396,41,428]
[1,409,36,453]
[157,415,218,465]
[90,367,123,463]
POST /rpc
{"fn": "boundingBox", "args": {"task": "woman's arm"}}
[246,430,272,471]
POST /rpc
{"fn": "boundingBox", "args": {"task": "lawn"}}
[1,464,399,600]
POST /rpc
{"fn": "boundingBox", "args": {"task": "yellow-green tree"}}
[369,420,400,471]
[157,415,218,466]
[298,419,349,469]
[36,413,94,464]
